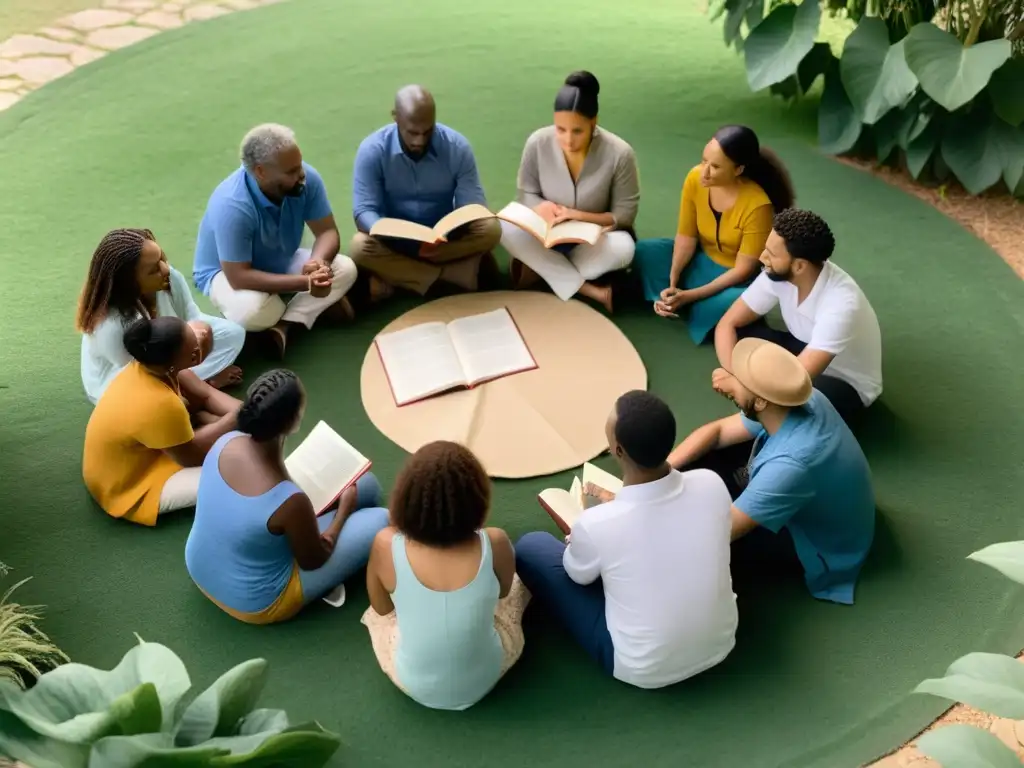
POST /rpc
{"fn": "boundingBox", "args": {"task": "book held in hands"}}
[537,462,623,535]
[374,307,539,407]
[283,420,372,516]
[368,203,495,244]
[497,201,605,248]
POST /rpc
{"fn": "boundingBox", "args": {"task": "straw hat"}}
[730,338,812,407]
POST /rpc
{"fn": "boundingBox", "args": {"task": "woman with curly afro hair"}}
[361,440,529,710]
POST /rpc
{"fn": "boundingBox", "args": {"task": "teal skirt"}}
[634,237,747,345]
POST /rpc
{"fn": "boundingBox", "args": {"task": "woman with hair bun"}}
[185,369,389,624]
[361,440,529,710]
[500,70,640,313]
[633,124,795,344]
[82,315,242,526]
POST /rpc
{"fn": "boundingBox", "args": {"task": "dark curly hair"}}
[389,441,490,547]
[772,208,835,265]
[237,369,304,442]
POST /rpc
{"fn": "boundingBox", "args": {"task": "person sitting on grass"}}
[348,85,502,303]
[185,369,389,625]
[633,124,795,345]
[361,440,530,711]
[192,123,358,358]
[713,207,883,429]
[78,227,245,404]
[668,338,876,605]
[515,390,738,689]
[82,316,242,527]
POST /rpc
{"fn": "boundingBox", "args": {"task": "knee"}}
[514,530,558,563]
[216,318,247,353]
[499,220,530,252]
[331,254,358,291]
[610,234,636,267]
[356,472,383,508]
[347,232,373,264]
[633,237,672,269]
[222,296,282,332]
[477,217,502,249]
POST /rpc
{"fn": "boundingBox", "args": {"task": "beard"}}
[765,265,791,282]
[283,181,305,197]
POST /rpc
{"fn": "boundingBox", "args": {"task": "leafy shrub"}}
[0,570,68,690]
[911,540,1024,764]
[0,637,341,767]
[709,0,1024,196]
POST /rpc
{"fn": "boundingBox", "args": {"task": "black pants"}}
[736,320,866,430]
[683,442,803,582]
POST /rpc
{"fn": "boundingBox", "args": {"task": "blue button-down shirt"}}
[192,162,332,295]
[351,123,487,233]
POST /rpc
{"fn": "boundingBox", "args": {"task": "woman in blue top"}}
[361,441,530,710]
[185,368,390,624]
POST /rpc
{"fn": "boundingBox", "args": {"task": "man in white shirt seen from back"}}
[714,208,882,429]
[515,390,738,689]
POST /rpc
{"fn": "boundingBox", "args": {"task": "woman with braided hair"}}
[78,227,246,404]
[185,369,389,624]
[83,315,242,527]
[360,440,529,710]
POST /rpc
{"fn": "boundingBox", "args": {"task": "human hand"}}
[583,482,615,504]
[660,286,681,302]
[302,257,327,275]
[339,484,359,514]
[187,320,213,362]
[654,300,678,318]
[711,368,735,397]
[533,201,560,224]
[668,289,697,310]
[550,205,580,226]
[309,267,332,298]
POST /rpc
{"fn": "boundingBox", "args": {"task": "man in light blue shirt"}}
[348,85,501,301]
[668,338,876,604]
[193,123,357,357]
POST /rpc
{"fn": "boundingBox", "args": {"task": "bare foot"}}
[267,324,288,359]
[578,282,613,313]
[323,296,356,322]
[369,275,394,303]
[207,365,243,390]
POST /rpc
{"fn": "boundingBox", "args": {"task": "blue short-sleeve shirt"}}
[192,162,332,295]
[736,390,876,604]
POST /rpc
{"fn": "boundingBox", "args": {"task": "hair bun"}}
[122,317,152,360]
[564,70,600,98]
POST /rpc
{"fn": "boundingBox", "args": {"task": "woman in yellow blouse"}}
[634,125,795,344]
[82,315,241,526]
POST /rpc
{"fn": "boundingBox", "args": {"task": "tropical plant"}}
[707,0,1024,196]
[0,637,342,767]
[911,540,1024,765]
[0,570,68,690]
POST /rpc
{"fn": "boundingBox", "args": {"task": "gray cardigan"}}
[514,125,640,229]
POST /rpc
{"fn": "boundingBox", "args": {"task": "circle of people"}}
[77,70,883,710]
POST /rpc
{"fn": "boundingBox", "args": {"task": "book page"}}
[447,308,536,387]
[369,218,438,243]
[374,322,468,406]
[284,421,370,513]
[582,462,623,498]
[496,201,549,241]
[545,220,603,247]
[433,204,494,239]
[538,487,583,533]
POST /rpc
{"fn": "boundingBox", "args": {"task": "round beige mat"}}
[360,291,647,479]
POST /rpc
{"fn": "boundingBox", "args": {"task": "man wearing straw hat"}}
[669,337,875,605]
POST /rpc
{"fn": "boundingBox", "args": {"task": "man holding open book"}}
[348,85,502,301]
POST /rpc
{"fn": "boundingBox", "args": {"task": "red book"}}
[374,306,539,408]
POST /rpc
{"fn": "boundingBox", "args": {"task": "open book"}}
[368,203,494,244]
[497,201,604,248]
[374,307,538,407]
[537,462,623,535]
[283,421,372,516]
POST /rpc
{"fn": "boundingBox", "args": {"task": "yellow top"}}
[83,361,194,526]
[676,165,774,269]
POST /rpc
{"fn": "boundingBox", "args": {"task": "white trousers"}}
[158,467,202,514]
[499,221,636,301]
[209,248,357,332]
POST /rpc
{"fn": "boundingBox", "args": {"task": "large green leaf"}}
[818,64,862,154]
[917,724,1023,768]
[743,0,822,91]
[988,58,1024,127]
[769,42,834,99]
[236,709,289,735]
[873,105,917,163]
[207,723,342,767]
[88,733,226,767]
[0,643,188,745]
[942,108,1024,194]
[175,659,269,747]
[0,703,91,768]
[968,541,1024,586]
[724,0,750,48]
[840,18,919,124]
[903,23,1011,112]
[915,652,1024,718]
[905,115,941,178]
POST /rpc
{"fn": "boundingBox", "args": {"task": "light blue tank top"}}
[185,432,303,613]
[392,530,503,711]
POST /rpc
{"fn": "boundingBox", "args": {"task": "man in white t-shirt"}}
[714,208,882,427]
[515,390,738,689]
